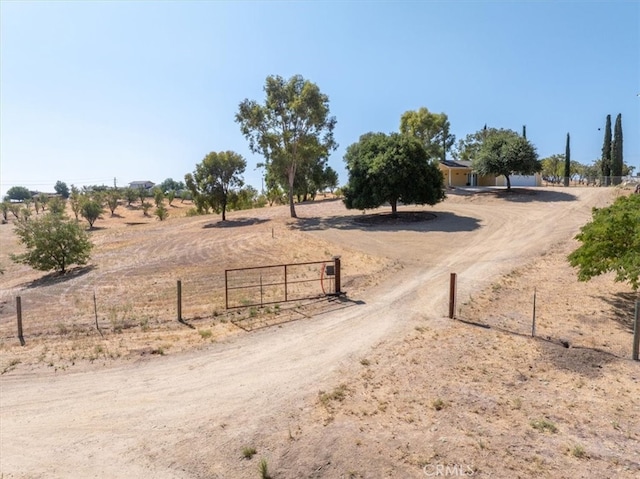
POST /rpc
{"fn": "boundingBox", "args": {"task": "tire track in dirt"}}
[0,188,617,478]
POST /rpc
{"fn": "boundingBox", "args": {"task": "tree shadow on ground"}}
[597,292,639,332]
[450,188,577,203]
[455,317,619,378]
[539,340,620,378]
[291,210,481,233]
[25,265,96,289]
[203,217,271,228]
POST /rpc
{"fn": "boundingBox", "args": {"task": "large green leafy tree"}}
[11,212,93,274]
[185,150,246,221]
[601,114,612,183]
[611,113,623,185]
[568,194,640,290]
[54,181,70,199]
[541,154,564,184]
[236,74,337,218]
[453,125,500,162]
[159,178,186,193]
[4,186,32,202]
[343,132,445,215]
[399,107,455,161]
[472,129,540,190]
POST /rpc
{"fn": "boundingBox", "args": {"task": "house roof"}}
[129,181,155,187]
[440,160,472,169]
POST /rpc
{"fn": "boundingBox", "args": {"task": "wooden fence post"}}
[16,296,25,346]
[633,301,640,361]
[333,256,341,295]
[449,273,457,319]
[177,280,182,323]
[531,288,537,337]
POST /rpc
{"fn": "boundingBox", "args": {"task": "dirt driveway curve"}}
[0,188,613,478]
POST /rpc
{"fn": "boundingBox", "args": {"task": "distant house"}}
[438,160,541,187]
[128,181,155,190]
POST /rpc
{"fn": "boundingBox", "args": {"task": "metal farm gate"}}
[225,257,341,309]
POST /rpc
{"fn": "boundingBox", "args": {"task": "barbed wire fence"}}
[451,274,639,361]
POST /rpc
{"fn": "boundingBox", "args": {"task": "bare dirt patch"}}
[1,187,638,478]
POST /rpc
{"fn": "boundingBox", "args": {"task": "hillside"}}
[1,187,638,478]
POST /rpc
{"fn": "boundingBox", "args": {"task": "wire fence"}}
[0,258,342,344]
[542,175,638,187]
[0,273,225,342]
[456,285,638,361]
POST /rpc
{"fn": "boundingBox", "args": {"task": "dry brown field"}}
[1,186,638,479]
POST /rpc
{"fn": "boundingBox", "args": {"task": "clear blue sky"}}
[1,1,639,197]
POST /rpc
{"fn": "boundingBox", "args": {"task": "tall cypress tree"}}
[601,114,612,185]
[564,133,571,187]
[611,113,623,185]
[522,125,527,139]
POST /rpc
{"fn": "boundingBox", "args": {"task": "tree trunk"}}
[288,170,297,218]
[390,199,397,216]
[505,175,511,190]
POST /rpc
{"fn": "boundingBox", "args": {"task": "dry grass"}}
[0,197,392,373]
[2,187,639,478]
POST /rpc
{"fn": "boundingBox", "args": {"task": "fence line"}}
[454,275,636,360]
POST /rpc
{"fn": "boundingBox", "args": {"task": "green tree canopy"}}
[568,193,640,290]
[472,129,540,190]
[400,107,455,161]
[236,74,337,218]
[343,132,445,215]
[453,125,501,162]
[159,178,185,193]
[54,181,70,199]
[185,150,246,221]
[541,154,564,184]
[81,199,104,229]
[11,212,93,274]
[4,186,32,202]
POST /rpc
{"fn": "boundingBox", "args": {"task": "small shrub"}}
[571,444,587,458]
[319,384,348,407]
[154,205,169,221]
[242,446,257,459]
[140,317,150,331]
[141,201,153,216]
[199,329,213,340]
[258,458,271,479]
[360,358,370,366]
[432,398,445,411]
[530,418,557,433]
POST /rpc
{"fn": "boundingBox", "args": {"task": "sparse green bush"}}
[198,329,212,340]
[258,458,271,479]
[242,446,256,459]
[530,418,557,433]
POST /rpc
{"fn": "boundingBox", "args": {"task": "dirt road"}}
[0,188,615,478]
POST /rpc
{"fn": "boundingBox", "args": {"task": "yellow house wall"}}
[438,165,472,187]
